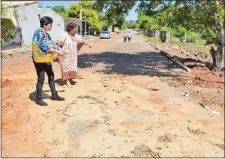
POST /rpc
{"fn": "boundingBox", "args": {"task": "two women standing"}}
[32,16,91,106]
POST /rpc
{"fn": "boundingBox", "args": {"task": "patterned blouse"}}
[32,28,56,54]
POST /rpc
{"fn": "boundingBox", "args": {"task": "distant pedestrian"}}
[124,32,128,42]
[128,31,132,42]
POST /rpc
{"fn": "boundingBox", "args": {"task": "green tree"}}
[136,0,224,71]
[68,1,102,31]
[95,0,224,70]
[52,5,66,13]
[126,20,136,29]
[115,15,126,29]
[201,28,217,44]
[52,5,68,18]
[121,20,137,30]
[1,3,10,17]
[174,25,186,42]
[121,22,128,30]
[94,0,135,32]
[137,15,160,34]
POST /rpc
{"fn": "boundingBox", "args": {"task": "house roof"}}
[2,1,38,7]
[38,8,53,14]
[64,17,84,22]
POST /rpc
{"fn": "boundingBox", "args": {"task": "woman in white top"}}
[128,32,132,42]
[55,22,91,87]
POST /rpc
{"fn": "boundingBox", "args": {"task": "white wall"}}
[64,18,82,36]
[38,9,64,42]
[15,3,40,46]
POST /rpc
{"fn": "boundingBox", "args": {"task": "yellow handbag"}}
[32,33,54,63]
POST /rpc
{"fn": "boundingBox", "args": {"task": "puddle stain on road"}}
[125,108,154,122]
[67,120,99,137]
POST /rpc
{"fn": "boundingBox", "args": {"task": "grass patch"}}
[146,36,161,44]
[145,35,216,55]
[145,35,216,58]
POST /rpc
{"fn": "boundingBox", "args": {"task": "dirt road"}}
[2,30,224,157]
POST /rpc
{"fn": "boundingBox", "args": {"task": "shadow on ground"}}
[78,51,183,77]
[29,90,65,102]
[55,79,67,86]
[29,91,52,102]
[55,79,77,86]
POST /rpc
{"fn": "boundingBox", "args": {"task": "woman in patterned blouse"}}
[32,16,67,106]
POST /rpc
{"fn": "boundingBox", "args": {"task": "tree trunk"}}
[214,42,225,71]
[112,24,115,32]
[212,0,225,72]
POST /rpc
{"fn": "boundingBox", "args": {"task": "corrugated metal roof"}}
[2,1,38,7]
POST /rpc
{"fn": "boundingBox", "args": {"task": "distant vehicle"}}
[100,31,111,39]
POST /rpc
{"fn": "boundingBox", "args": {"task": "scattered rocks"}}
[107,129,116,136]
[131,144,160,157]
[101,116,111,124]
[155,146,162,150]
[187,126,205,135]
[183,91,190,97]
[114,101,119,105]
[121,80,128,84]
[149,86,160,91]
[157,134,173,143]
[42,112,50,118]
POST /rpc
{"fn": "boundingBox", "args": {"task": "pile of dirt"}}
[156,43,212,64]
[151,42,224,112]
[161,68,224,111]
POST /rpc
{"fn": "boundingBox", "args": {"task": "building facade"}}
[2,1,39,46]
[2,1,83,48]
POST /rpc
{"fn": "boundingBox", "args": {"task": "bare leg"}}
[66,80,69,87]
[62,80,68,88]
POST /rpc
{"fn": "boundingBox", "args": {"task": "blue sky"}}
[38,1,137,21]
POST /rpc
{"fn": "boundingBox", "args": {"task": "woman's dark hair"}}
[66,22,77,32]
[40,16,53,27]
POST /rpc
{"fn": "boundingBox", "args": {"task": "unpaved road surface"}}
[2,30,224,157]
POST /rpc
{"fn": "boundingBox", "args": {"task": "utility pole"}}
[80,8,87,36]
[85,20,87,36]
[80,9,82,37]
